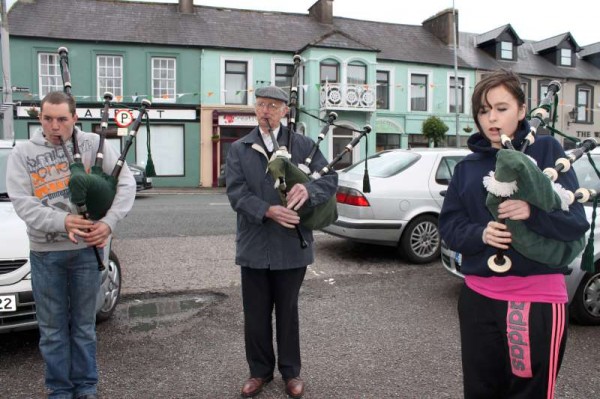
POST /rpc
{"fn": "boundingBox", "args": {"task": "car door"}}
[429,155,464,207]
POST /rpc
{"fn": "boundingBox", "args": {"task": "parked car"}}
[129,163,153,191]
[441,147,600,325]
[0,140,122,333]
[322,147,471,264]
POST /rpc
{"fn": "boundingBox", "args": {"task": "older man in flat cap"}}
[226,86,337,398]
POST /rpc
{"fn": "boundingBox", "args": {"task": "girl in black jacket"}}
[439,70,589,398]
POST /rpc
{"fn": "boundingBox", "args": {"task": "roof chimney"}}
[309,0,334,24]
[422,8,459,46]
[179,0,194,14]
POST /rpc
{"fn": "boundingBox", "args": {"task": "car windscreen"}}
[0,148,10,197]
[343,151,420,178]
[573,153,600,193]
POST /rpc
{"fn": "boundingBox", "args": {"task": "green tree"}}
[422,116,449,147]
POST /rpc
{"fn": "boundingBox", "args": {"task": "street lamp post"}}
[1,0,14,140]
[452,2,460,148]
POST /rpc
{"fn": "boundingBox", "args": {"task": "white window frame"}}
[329,121,360,168]
[447,73,470,114]
[220,56,253,106]
[376,65,395,111]
[271,57,295,103]
[151,57,177,103]
[135,124,184,176]
[270,57,294,89]
[500,41,513,60]
[576,86,591,122]
[560,48,572,66]
[38,53,62,97]
[408,69,433,112]
[97,55,123,100]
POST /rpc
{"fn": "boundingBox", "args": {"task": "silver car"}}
[0,140,122,333]
[322,147,471,264]
[441,148,600,325]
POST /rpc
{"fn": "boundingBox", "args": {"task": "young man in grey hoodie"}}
[6,91,136,399]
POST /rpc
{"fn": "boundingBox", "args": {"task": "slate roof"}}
[7,0,600,80]
[580,42,600,58]
[6,0,471,67]
[458,32,599,81]
[532,32,582,53]
[475,24,523,46]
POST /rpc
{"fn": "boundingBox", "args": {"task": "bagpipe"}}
[265,55,372,247]
[483,80,598,273]
[57,46,152,269]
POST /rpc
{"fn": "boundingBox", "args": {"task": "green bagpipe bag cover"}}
[268,157,338,230]
[485,149,585,268]
[69,163,118,221]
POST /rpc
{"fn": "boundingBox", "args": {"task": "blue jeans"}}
[30,248,102,399]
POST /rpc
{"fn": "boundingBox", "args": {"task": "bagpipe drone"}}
[57,46,153,269]
[483,80,598,273]
[264,55,372,248]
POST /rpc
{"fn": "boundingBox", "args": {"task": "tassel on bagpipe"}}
[484,81,594,272]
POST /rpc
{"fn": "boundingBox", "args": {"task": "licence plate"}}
[0,295,17,312]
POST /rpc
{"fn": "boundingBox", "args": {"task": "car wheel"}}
[570,270,600,325]
[96,250,122,323]
[399,215,440,264]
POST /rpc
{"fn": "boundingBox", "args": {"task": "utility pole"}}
[452,1,460,148]
[1,0,14,140]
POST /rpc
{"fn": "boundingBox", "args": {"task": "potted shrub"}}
[463,125,473,133]
[211,134,220,142]
[422,116,449,147]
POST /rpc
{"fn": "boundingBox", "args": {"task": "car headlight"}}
[131,170,141,176]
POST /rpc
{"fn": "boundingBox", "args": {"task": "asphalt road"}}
[0,192,599,398]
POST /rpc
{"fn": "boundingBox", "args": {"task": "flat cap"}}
[255,86,289,104]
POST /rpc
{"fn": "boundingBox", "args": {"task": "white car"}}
[0,140,122,333]
[441,147,600,326]
[323,148,471,264]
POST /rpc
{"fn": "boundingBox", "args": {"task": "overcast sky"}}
[5,0,599,46]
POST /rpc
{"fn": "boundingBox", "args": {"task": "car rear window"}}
[343,151,420,178]
[573,153,600,193]
[0,148,10,195]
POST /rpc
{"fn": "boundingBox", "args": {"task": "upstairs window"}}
[576,85,593,123]
[449,76,465,114]
[39,53,61,97]
[275,63,294,96]
[500,41,513,60]
[347,62,366,85]
[376,71,389,110]
[97,55,123,100]
[538,79,551,102]
[320,59,339,84]
[152,57,176,102]
[560,49,572,66]
[520,77,532,111]
[410,74,428,112]
[225,61,247,105]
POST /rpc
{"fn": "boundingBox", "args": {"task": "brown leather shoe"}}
[240,375,273,398]
[285,377,304,399]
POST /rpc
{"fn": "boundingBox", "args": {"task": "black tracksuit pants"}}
[241,266,307,380]
[458,284,568,399]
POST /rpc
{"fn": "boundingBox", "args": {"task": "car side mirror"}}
[440,190,447,197]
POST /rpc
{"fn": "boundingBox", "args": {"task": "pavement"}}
[139,186,226,195]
